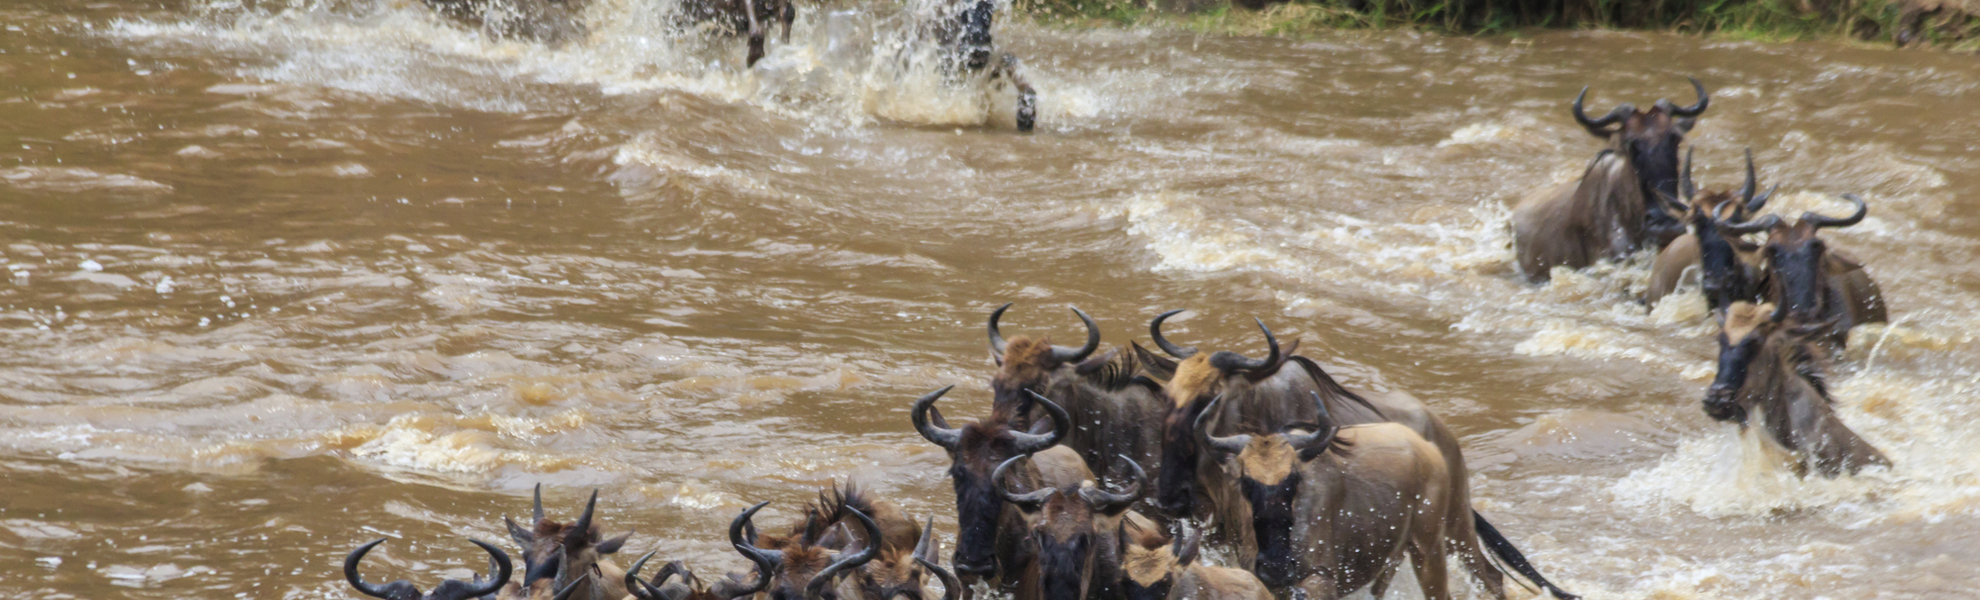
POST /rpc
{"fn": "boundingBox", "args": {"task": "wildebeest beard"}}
[1240,475,1302,589]
[1122,575,1173,600]
[1035,533,1092,600]
[1156,400,1210,517]
[949,461,1008,578]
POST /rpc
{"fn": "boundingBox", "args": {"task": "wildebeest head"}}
[1145,312,1298,518]
[987,303,1103,420]
[1115,524,1202,600]
[837,516,944,600]
[1703,301,1842,424]
[995,454,1147,600]
[1670,148,1777,312]
[503,486,635,600]
[1196,393,1347,589]
[1573,77,1710,237]
[623,553,766,600]
[911,386,1071,580]
[1728,194,1869,324]
[729,500,885,600]
[344,537,532,600]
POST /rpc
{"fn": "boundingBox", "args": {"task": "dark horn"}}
[343,538,396,600]
[913,515,939,564]
[987,302,1012,356]
[1206,318,1280,373]
[1807,194,1868,229]
[1282,392,1337,452]
[567,489,599,547]
[1720,213,1782,236]
[1149,309,1198,359]
[1680,147,1696,201]
[1049,307,1102,364]
[551,577,586,600]
[918,556,964,600]
[729,501,779,598]
[1747,183,1779,215]
[1078,456,1146,514]
[1009,390,1070,454]
[1194,395,1248,457]
[1736,148,1757,209]
[533,483,546,524]
[1670,77,1709,117]
[626,551,666,600]
[911,386,963,450]
[1571,87,1630,134]
[807,507,884,600]
[457,539,514,600]
[992,454,1054,509]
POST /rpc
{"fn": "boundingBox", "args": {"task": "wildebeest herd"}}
[333,15,1897,594]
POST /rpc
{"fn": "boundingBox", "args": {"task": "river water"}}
[2,0,1977,598]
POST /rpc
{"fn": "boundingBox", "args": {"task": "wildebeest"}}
[502,486,635,600]
[1513,78,1710,281]
[728,499,885,600]
[892,0,1038,130]
[1644,148,1777,310]
[987,303,1170,484]
[1704,302,1892,477]
[679,0,795,67]
[418,0,590,46]
[1146,313,1577,599]
[1721,194,1888,346]
[344,537,542,600]
[803,485,935,600]
[1115,524,1271,600]
[911,386,1089,596]
[993,453,1157,600]
[623,553,761,600]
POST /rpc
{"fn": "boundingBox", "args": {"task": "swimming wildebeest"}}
[911,386,1088,598]
[343,537,549,600]
[892,0,1038,130]
[1705,302,1892,477]
[1146,313,1577,599]
[622,552,762,600]
[1116,523,1271,600]
[1644,148,1777,310]
[1512,78,1710,282]
[1721,194,1888,346]
[418,0,589,46]
[803,484,938,600]
[679,0,795,67]
[987,303,1170,483]
[993,453,1156,600]
[728,499,885,600]
[502,486,635,600]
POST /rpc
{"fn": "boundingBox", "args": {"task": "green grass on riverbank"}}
[1017,0,1980,48]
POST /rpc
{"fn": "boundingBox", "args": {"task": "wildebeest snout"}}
[1702,386,1745,423]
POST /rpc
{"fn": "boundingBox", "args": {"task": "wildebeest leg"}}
[1407,536,1453,600]
[779,0,795,43]
[992,52,1037,132]
[1368,561,1401,598]
[742,0,767,66]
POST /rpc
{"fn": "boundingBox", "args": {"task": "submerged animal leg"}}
[993,52,1036,132]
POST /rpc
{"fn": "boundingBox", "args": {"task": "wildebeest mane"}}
[800,482,877,546]
[1287,356,1383,419]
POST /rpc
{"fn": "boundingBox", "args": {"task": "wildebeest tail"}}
[1474,510,1579,600]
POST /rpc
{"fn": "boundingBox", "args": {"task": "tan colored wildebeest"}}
[1644,148,1777,310]
[1513,78,1710,282]
[987,304,1171,486]
[1143,313,1578,600]
[344,537,541,600]
[1704,302,1891,477]
[992,453,1159,600]
[1115,523,1271,600]
[502,486,635,600]
[1721,194,1888,346]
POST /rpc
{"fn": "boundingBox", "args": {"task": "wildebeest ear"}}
[1173,527,1201,567]
[505,515,535,548]
[1073,349,1118,376]
[598,529,634,555]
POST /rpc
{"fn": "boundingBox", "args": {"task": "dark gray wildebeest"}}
[1644,148,1778,310]
[987,304,1170,485]
[1512,78,1710,282]
[912,387,1089,600]
[678,0,795,67]
[1720,194,1888,346]
[1705,302,1892,477]
[342,537,551,600]
[418,0,589,45]
[1145,312,1577,599]
[622,552,762,600]
[502,487,635,600]
[889,0,1038,130]
[727,498,885,600]
[993,453,1160,600]
[1116,524,1271,600]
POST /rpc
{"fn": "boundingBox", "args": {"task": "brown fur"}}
[999,337,1061,390]
[1238,436,1299,486]
[1166,355,1220,408]
[1711,302,1891,477]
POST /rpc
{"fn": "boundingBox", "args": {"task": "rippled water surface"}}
[3,0,1978,598]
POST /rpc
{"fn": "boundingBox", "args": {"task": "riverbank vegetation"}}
[1018,0,1980,48]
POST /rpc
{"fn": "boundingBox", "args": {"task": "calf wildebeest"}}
[993,454,1156,600]
[679,0,795,67]
[912,386,1089,598]
[1512,78,1710,282]
[419,0,589,46]
[729,499,885,600]
[1705,302,1892,477]
[502,486,635,600]
[344,537,542,600]
[1198,393,1519,600]
[987,303,1170,483]
[1116,524,1271,600]
[1720,194,1888,346]
[1147,312,1577,599]
[1645,149,1777,310]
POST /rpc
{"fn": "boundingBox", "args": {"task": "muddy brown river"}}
[3,0,1978,598]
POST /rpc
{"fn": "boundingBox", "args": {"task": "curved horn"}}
[992,454,1055,510]
[1735,148,1757,210]
[1747,183,1779,215]
[567,489,599,548]
[551,577,586,600]
[1807,194,1868,229]
[1194,395,1248,457]
[1571,87,1630,134]
[917,556,964,600]
[1282,392,1337,452]
[913,515,939,564]
[343,538,397,600]
[1720,213,1782,236]
[1680,147,1696,202]
[1009,390,1070,454]
[1206,318,1280,373]
[1149,309,1198,359]
[1049,308,1102,364]
[453,539,514,600]
[625,551,666,600]
[728,501,779,598]
[1077,456,1146,514]
[533,483,546,524]
[1670,77,1709,117]
[806,507,884,600]
[987,302,1012,356]
[911,386,963,450]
